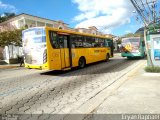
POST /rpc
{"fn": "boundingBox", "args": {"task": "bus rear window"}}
[33,36,46,43]
[23,28,46,44]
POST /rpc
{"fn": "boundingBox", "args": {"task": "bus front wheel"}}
[78,57,86,68]
[106,54,110,61]
[127,56,132,59]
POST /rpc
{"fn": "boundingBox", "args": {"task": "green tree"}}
[124,33,135,37]
[0,29,23,59]
[122,32,143,38]
[0,13,16,23]
[0,29,23,47]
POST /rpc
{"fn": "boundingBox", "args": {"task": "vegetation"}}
[0,13,16,23]
[0,12,23,47]
[0,29,23,47]
[123,32,143,38]
[145,66,160,73]
[117,32,143,45]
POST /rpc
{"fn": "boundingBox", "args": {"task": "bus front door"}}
[59,35,71,69]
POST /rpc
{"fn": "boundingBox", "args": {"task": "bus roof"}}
[23,26,113,39]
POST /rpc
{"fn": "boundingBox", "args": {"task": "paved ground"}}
[0,55,145,119]
[82,62,160,120]
[0,64,20,69]
[94,65,160,114]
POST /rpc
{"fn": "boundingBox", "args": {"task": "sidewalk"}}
[0,64,20,69]
[95,62,160,114]
[64,60,160,120]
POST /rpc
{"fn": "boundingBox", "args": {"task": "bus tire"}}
[127,56,132,59]
[106,54,110,61]
[78,57,86,68]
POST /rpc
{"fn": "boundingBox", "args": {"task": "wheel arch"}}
[78,56,86,68]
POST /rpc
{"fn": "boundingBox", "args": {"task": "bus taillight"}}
[43,49,47,63]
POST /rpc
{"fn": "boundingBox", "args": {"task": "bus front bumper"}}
[121,52,142,57]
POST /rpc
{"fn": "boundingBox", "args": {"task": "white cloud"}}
[72,0,135,34]
[0,1,17,13]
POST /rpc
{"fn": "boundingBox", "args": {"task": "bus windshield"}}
[121,37,141,53]
[122,38,140,47]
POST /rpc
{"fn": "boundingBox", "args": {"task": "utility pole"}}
[144,28,154,66]
[130,0,154,66]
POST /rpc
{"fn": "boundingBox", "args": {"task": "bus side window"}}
[105,40,109,47]
[83,36,92,48]
[71,35,76,48]
[99,38,105,47]
[58,35,64,48]
[95,38,99,47]
[77,36,83,47]
[71,35,83,48]
[49,31,59,48]
[91,37,96,47]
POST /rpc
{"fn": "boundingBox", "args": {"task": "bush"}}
[0,29,23,47]
[145,66,160,73]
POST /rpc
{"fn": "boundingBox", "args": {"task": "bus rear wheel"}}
[78,57,86,68]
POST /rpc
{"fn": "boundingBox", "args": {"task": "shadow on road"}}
[40,58,146,77]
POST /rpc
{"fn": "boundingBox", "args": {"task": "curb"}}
[143,73,160,77]
[64,60,146,120]
[0,65,19,69]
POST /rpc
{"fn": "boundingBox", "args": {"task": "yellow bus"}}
[22,27,113,70]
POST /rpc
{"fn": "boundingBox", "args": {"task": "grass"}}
[145,66,160,73]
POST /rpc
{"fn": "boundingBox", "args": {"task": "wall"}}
[0,47,4,60]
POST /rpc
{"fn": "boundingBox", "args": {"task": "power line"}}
[140,0,149,15]
[130,0,159,25]
[130,0,148,26]
[134,0,149,22]
[146,1,153,12]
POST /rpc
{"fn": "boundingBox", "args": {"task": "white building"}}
[75,26,104,36]
[0,13,70,32]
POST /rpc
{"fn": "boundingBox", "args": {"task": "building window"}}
[46,23,53,27]
[37,21,45,27]
[18,19,24,28]
[25,19,36,28]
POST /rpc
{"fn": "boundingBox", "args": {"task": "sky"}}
[0,0,153,36]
